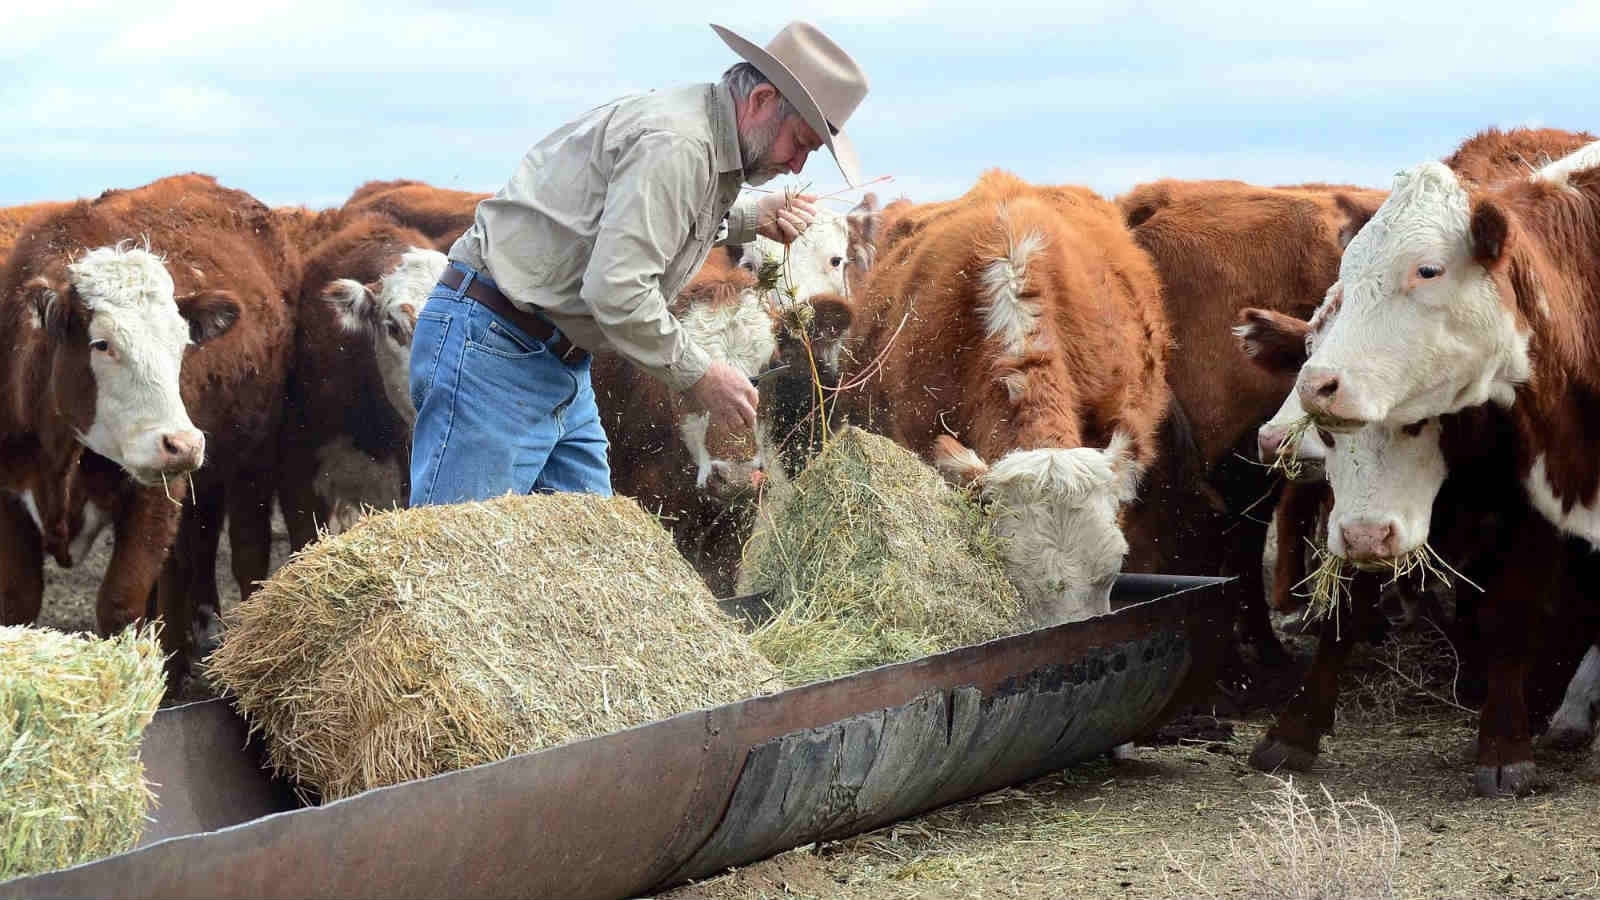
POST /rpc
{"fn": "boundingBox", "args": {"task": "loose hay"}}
[208,493,781,802]
[0,625,165,881]
[739,427,1022,685]
[1295,541,1480,638]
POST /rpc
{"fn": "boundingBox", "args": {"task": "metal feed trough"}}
[1,574,1231,900]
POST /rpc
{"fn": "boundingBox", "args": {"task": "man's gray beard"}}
[739,113,786,186]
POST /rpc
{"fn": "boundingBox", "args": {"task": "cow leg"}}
[1249,575,1383,772]
[1226,517,1291,668]
[157,483,225,685]
[98,487,181,642]
[226,468,276,604]
[1472,537,1546,797]
[1271,480,1326,613]
[276,457,326,554]
[0,494,45,625]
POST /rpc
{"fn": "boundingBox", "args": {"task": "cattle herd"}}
[1,125,1598,800]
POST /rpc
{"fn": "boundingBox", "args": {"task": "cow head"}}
[324,246,447,427]
[934,431,1141,629]
[29,244,237,485]
[1295,161,1532,431]
[733,195,881,304]
[1239,286,1342,479]
[1324,417,1448,566]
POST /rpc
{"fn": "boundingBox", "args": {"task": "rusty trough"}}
[1,573,1231,900]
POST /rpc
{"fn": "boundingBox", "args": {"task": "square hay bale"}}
[739,427,1022,685]
[0,625,165,881]
[207,493,781,802]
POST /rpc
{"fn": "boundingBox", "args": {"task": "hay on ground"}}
[739,427,1022,685]
[0,625,165,881]
[208,493,781,802]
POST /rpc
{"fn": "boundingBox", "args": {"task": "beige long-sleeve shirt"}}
[448,82,760,391]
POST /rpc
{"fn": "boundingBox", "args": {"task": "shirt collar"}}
[709,82,744,176]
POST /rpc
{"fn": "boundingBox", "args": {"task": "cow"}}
[596,265,854,596]
[342,179,490,252]
[0,202,70,260]
[833,170,1167,627]
[1232,143,1600,793]
[276,214,447,549]
[0,174,297,682]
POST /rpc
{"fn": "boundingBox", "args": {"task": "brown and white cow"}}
[834,170,1166,626]
[0,174,297,680]
[342,179,489,252]
[597,264,854,595]
[277,214,446,549]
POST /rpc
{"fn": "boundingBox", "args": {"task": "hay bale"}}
[0,625,165,881]
[739,427,1022,684]
[208,493,781,802]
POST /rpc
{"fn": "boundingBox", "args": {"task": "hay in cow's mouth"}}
[738,427,1022,686]
[1270,415,1319,480]
[1295,543,1481,637]
[206,493,782,803]
[0,624,165,881]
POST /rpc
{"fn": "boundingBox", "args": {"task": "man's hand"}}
[755,191,818,244]
[687,361,760,432]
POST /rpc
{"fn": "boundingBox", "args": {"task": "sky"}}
[3,1,1596,211]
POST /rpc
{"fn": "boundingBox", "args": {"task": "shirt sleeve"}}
[718,194,761,247]
[579,130,713,392]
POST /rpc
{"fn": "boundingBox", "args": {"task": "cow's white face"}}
[1296,161,1529,430]
[737,214,853,304]
[1324,417,1447,565]
[674,287,781,499]
[328,247,446,427]
[65,246,207,485]
[936,433,1139,629]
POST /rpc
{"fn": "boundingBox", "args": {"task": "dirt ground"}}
[33,528,1600,899]
[659,629,1600,900]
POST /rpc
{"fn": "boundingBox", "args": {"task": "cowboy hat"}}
[711,21,869,186]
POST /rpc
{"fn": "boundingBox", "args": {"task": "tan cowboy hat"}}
[711,21,869,186]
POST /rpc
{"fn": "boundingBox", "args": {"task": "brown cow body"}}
[837,170,1166,624]
[343,179,489,252]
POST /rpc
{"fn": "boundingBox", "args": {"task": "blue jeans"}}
[409,262,611,505]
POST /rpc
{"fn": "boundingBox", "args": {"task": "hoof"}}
[1474,761,1538,797]
[1249,735,1318,773]
[191,609,225,659]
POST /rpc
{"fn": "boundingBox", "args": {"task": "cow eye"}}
[1417,264,1444,279]
[1401,418,1428,436]
[830,256,844,268]
[89,339,110,353]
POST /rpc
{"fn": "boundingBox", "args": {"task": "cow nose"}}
[158,429,206,473]
[1257,424,1287,463]
[1298,367,1341,415]
[1340,520,1398,561]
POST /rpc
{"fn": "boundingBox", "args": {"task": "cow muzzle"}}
[1296,366,1380,432]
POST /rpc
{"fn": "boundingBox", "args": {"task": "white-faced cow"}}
[836,170,1167,627]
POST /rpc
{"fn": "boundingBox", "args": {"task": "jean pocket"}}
[470,318,548,359]
[410,309,452,411]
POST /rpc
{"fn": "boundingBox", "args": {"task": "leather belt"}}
[439,266,589,365]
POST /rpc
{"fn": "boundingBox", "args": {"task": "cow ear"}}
[323,278,380,332]
[847,193,881,271]
[1232,307,1310,374]
[25,276,77,342]
[932,435,987,490]
[1334,193,1380,250]
[805,294,854,344]
[1470,198,1511,267]
[179,289,241,344]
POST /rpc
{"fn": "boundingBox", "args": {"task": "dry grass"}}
[1270,416,1320,480]
[1164,776,1402,900]
[0,625,165,880]
[739,427,1022,685]
[1296,543,1479,640]
[208,493,782,802]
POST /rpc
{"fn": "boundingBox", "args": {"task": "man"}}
[409,21,870,505]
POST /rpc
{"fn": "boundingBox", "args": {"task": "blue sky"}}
[4,1,1595,211]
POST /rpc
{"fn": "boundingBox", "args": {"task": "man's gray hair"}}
[721,62,799,121]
